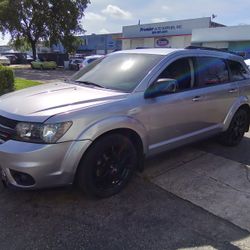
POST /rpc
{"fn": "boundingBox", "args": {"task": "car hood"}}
[0,81,127,122]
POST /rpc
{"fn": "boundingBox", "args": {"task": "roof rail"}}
[186,46,225,52]
[185,46,240,56]
[135,47,151,49]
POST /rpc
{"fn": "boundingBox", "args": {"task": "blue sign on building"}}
[77,33,122,54]
[52,33,122,55]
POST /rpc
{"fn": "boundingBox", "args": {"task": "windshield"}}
[71,53,163,92]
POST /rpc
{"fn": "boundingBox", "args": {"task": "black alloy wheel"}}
[219,108,249,146]
[76,134,138,198]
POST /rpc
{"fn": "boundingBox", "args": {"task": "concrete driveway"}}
[144,133,250,233]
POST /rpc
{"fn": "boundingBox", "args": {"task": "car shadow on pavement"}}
[198,133,250,166]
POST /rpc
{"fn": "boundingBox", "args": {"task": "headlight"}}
[15,121,72,143]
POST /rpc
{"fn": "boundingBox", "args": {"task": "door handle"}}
[229,88,238,93]
[192,96,202,102]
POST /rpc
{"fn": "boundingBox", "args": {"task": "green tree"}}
[8,37,31,52]
[61,36,83,54]
[0,0,89,59]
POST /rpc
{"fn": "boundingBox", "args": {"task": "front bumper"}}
[0,139,92,189]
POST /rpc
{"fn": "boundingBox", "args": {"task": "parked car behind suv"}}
[26,55,34,64]
[4,54,18,64]
[0,47,250,198]
[78,55,104,70]
[69,58,84,70]
[0,55,10,66]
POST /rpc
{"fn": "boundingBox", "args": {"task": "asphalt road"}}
[0,69,249,249]
[1,137,250,250]
[0,172,249,250]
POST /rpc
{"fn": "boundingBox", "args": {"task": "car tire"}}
[76,133,138,198]
[218,108,249,146]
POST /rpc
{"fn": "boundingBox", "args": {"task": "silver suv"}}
[0,47,250,198]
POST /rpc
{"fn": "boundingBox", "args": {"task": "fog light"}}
[9,169,35,186]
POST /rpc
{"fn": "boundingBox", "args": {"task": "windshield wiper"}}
[75,80,105,89]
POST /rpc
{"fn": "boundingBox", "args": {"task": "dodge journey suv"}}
[0,47,250,198]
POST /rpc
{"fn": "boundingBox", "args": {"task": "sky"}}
[1,0,250,45]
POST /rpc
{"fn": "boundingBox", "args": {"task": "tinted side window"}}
[196,57,229,87]
[159,58,192,91]
[228,60,247,81]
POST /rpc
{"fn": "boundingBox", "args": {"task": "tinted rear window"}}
[196,57,229,87]
[228,60,248,81]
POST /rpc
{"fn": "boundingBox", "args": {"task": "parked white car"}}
[0,56,10,66]
[79,55,103,69]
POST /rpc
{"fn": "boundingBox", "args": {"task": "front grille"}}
[0,115,18,129]
[0,116,18,143]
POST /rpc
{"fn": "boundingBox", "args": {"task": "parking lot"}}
[1,138,250,249]
[15,68,74,83]
[1,68,250,249]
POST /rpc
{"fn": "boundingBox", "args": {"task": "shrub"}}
[0,65,15,95]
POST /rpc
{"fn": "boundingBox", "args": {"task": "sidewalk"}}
[143,134,250,233]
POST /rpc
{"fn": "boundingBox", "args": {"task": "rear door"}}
[192,56,239,128]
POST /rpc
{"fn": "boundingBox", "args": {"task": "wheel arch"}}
[223,96,250,131]
[238,104,250,131]
[72,116,148,175]
[97,127,144,168]
[77,116,148,154]
[72,128,146,187]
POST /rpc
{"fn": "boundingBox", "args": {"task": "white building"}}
[122,17,223,50]
[192,25,250,58]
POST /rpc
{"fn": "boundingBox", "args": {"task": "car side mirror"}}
[144,78,178,99]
